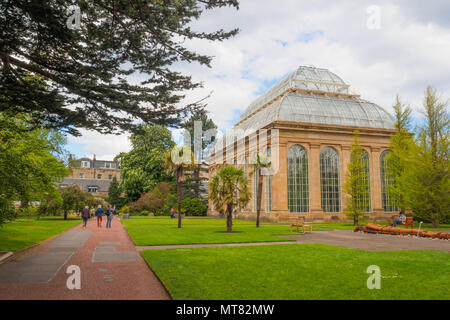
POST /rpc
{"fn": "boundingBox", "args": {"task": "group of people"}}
[81,204,116,228]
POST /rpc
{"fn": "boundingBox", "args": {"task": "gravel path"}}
[137,229,450,252]
[0,217,170,300]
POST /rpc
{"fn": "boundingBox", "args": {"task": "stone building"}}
[57,155,121,197]
[207,66,397,222]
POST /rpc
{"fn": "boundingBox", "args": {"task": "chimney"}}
[93,154,96,161]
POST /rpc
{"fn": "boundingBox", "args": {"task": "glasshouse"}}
[207,66,397,221]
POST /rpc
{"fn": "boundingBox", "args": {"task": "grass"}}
[125,225,296,246]
[142,244,450,300]
[123,217,450,246]
[121,216,279,226]
[0,216,81,252]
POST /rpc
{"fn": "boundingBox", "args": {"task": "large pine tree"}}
[0,0,239,135]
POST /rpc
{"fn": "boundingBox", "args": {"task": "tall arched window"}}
[380,150,398,212]
[320,147,340,212]
[354,150,371,212]
[287,145,309,212]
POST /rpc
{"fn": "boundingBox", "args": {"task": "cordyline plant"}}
[209,165,250,232]
[252,153,271,227]
[164,145,195,228]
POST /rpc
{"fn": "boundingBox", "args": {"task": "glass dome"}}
[235,66,395,131]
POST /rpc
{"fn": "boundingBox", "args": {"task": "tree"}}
[401,87,449,227]
[0,113,67,225]
[0,1,239,136]
[385,96,415,211]
[209,165,250,232]
[164,145,194,228]
[37,190,63,219]
[181,110,217,199]
[343,131,371,226]
[107,176,122,207]
[116,124,174,201]
[252,153,271,227]
[59,185,93,220]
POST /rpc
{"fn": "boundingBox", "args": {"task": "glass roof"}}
[235,66,394,131]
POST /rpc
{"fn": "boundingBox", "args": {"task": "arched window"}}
[320,147,340,212]
[353,149,371,212]
[287,145,309,212]
[380,150,398,212]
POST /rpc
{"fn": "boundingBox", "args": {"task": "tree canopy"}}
[116,124,175,201]
[0,0,239,136]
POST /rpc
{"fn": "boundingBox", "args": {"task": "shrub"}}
[181,198,207,216]
[140,210,149,216]
[128,182,174,215]
[120,205,130,214]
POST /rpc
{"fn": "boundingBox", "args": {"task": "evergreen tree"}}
[402,87,449,227]
[0,1,239,136]
[181,109,217,199]
[385,96,415,211]
[107,176,122,207]
[343,131,371,226]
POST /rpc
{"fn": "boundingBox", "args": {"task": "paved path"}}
[137,229,450,252]
[0,217,170,300]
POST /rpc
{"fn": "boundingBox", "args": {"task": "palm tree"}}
[164,145,194,228]
[252,153,272,227]
[209,165,250,232]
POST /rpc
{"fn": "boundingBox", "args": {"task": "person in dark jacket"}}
[105,205,113,229]
[81,206,90,228]
[96,205,104,228]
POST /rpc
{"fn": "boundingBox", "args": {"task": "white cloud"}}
[68,0,450,158]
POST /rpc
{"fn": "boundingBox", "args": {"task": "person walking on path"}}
[81,206,90,228]
[170,207,175,219]
[106,205,113,229]
[96,205,104,228]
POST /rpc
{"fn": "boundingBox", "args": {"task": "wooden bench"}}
[387,216,414,229]
[278,214,312,233]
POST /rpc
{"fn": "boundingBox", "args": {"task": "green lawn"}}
[125,225,296,246]
[0,217,81,252]
[121,216,279,226]
[142,244,450,300]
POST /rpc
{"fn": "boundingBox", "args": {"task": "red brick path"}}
[0,217,170,300]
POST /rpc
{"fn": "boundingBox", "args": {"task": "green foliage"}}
[128,182,174,216]
[140,210,149,216]
[117,124,174,201]
[120,205,130,214]
[0,113,67,225]
[107,176,123,207]
[209,165,250,232]
[400,87,449,226]
[37,191,63,218]
[163,193,178,216]
[343,131,371,226]
[181,198,207,216]
[59,185,93,219]
[384,96,416,210]
[0,1,239,135]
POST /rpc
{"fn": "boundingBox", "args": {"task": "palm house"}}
[207,66,397,221]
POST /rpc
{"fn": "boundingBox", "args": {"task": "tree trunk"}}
[194,165,200,199]
[432,217,440,228]
[226,203,233,232]
[64,211,68,220]
[353,215,358,226]
[256,169,263,227]
[177,166,183,228]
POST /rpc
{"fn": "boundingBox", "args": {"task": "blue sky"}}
[67,0,450,160]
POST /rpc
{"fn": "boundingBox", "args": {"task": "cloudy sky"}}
[67,0,450,160]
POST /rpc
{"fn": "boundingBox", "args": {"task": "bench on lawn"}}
[278,214,312,233]
[387,216,414,229]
